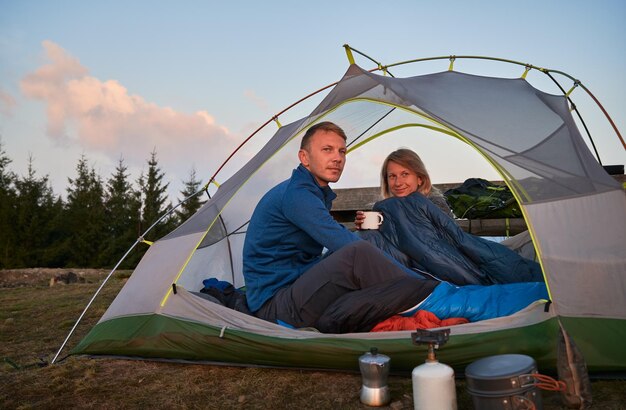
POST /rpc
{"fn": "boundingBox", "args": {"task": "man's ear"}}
[298,149,309,167]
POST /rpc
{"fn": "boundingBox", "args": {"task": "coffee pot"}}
[359,347,391,406]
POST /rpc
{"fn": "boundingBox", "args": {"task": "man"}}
[243,122,438,333]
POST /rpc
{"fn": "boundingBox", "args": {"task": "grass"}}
[1,270,625,409]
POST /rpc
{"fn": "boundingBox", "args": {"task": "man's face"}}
[298,130,347,187]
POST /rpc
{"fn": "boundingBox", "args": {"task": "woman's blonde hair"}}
[380,148,432,198]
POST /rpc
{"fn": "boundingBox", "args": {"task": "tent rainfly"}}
[65,51,626,375]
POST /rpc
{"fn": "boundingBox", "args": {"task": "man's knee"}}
[344,240,378,255]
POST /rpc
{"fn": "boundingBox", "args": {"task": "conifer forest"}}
[0,140,206,269]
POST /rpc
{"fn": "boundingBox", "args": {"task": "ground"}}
[1,268,625,409]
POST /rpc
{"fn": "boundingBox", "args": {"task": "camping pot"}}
[465,354,542,410]
[359,348,391,406]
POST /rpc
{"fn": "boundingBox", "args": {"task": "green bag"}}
[444,178,522,219]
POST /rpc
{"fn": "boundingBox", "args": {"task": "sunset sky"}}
[1,1,625,200]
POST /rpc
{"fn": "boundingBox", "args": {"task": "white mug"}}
[361,211,384,230]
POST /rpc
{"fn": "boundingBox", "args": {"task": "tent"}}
[65,50,626,374]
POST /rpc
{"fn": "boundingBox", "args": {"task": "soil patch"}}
[0,268,130,288]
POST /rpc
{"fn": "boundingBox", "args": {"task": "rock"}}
[4,318,14,325]
[238,395,246,403]
[50,271,84,287]
[389,400,405,410]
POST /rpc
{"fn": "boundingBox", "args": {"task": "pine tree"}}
[99,157,143,268]
[138,149,174,242]
[40,194,66,267]
[0,139,17,267]
[63,155,106,267]
[176,166,206,224]
[13,155,58,267]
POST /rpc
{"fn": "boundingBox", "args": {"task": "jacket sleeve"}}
[282,185,360,252]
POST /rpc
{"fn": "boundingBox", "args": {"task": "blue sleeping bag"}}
[362,193,543,285]
[414,281,549,322]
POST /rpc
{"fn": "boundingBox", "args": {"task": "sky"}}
[1,0,625,202]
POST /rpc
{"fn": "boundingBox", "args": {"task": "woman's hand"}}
[354,210,365,230]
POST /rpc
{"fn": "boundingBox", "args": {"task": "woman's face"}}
[386,161,423,197]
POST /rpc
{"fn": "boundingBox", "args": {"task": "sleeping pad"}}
[360,192,543,285]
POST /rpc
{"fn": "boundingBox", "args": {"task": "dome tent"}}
[62,49,625,374]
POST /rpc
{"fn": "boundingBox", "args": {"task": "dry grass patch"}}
[1,269,625,409]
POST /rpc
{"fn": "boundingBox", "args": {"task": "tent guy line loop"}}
[343,44,396,77]
[208,178,221,189]
[343,44,355,65]
[448,55,456,71]
[139,237,153,246]
[566,80,580,97]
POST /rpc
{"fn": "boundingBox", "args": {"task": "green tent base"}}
[72,313,626,373]
[72,313,557,372]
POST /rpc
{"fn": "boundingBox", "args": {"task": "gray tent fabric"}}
[501,231,536,261]
[162,65,623,303]
[79,63,626,372]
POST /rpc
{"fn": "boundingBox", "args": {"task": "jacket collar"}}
[295,164,337,203]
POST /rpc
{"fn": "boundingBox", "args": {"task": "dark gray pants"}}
[255,241,438,333]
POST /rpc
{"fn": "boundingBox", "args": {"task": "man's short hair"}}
[300,122,347,150]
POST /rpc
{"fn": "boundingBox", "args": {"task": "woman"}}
[356,149,453,228]
[355,148,543,286]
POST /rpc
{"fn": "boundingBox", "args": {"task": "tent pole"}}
[206,81,337,186]
[543,72,604,164]
[579,83,626,150]
[51,241,140,364]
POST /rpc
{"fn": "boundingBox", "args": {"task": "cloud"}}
[244,89,269,111]
[0,88,16,117]
[20,40,239,180]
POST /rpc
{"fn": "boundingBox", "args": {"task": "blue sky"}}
[1,0,625,199]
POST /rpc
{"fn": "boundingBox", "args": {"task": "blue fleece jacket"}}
[243,165,360,312]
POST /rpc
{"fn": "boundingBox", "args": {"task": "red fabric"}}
[371,310,468,332]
